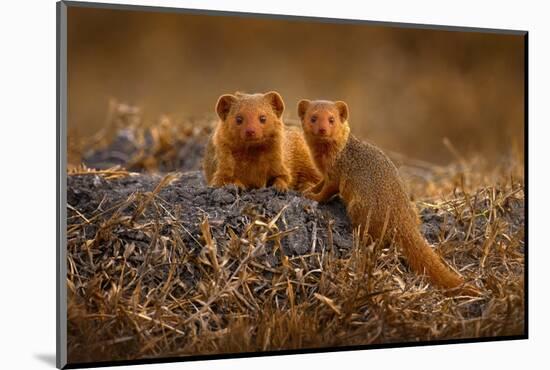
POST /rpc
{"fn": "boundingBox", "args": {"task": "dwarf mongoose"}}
[298,99,475,294]
[203,91,320,191]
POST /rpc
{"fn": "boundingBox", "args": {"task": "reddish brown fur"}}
[298,99,477,295]
[203,92,320,191]
[284,126,322,191]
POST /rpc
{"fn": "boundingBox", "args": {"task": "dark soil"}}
[67,171,353,258]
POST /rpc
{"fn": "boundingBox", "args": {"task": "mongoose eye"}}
[310,116,317,124]
[329,117,335,124]
[235,115,243,125]
[259,115,267,124]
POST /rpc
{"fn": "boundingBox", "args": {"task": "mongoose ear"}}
[335,101,349,122]
[297,99,311,121]
[216,94,237,121]
[264,91,285,118]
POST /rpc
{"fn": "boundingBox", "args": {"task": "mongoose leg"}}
[212,173,245,189]
[209,144,238,187]
[211,161,245,189]
[269,161,291,191]
[272,176,290,191]
[211,164,236,186]
[305,179,325,196]
[307,180,338,203]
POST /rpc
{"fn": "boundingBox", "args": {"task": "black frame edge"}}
[64,335,527,369]
[523,32,529,338]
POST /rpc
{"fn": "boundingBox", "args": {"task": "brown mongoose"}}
[298,99,476,294]
[203,91,320,191]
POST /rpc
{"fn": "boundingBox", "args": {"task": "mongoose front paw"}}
[233,180,246,189]
[210,177,228,188]
[211,177,245,189]
[303,185,316,194]
[303,185,319,198]
[304,191,321,202]
[272,179,289,192]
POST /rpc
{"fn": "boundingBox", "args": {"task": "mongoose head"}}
[215,91,285,146]
[297,99,350,144]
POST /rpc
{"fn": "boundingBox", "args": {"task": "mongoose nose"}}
[318,128,327,135]
[245,129,257,137]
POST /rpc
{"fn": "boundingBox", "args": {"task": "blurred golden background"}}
[68,6,525,164]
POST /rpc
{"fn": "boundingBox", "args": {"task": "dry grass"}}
[66,108,525,364]
[68,99,214,172]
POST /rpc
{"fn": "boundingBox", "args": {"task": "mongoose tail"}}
[395,226,466,292]
[352,206,469,293]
